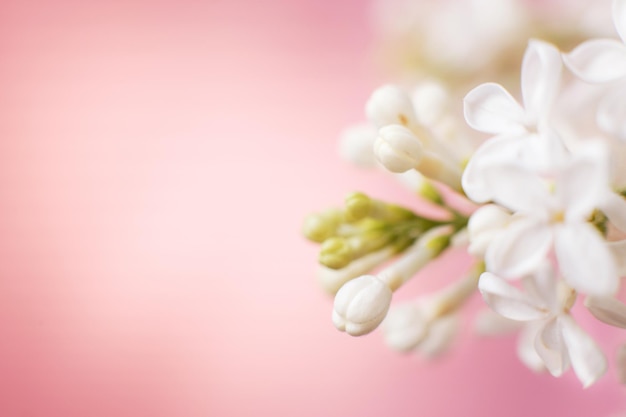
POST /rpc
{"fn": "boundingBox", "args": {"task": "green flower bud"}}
[319,237,353,269]
[344,192,372,222]
[303,209,342,243]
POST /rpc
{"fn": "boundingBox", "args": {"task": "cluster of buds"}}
[304,0,626,389]
[304,191,470,337]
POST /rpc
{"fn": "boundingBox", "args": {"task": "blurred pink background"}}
[0,0,625,416]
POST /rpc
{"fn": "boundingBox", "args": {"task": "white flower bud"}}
[417,314,458,358]
[383,301,459,357]
[467,204,512,257]
[373,124,424,173]
[338,123,378,168]
[365,84,417,129]
[411,81,449,127]
[383,304,429,352]
[332,275,392,336]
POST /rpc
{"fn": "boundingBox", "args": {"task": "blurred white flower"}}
[564,0,626,141]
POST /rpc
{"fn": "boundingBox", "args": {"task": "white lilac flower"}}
[563,0,626,141]
[462,39,566,203]
[482,141,619,297]
[478,264,608,388]
[563,0,626,84]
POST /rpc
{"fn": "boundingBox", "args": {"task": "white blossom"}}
[478,264,608,387]
[482,142,619,296]
[563,0,626,141]
[462,40,567,202]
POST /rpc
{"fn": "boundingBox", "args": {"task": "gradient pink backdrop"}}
[0,0,625,416]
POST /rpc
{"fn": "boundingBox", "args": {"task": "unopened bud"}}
[319,237,353,269]
[467,204,512,257]
[333,275,392,336]
[302,209,342,243]
[344,192,372,222]
[338,123,378,168]
[383,304,429,351]
[374,124,424,173]
[365,84,417,129]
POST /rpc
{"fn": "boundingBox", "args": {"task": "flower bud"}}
[365,84,417,129]
[382,304,428,351]
[344,192,372,222]
[418,314,458,358]
[338,123,378,168]
[374,124,424,173]
[467,204,512,257]
[302,209,342,243]
[332,275,392,336]
[319,237,353,269]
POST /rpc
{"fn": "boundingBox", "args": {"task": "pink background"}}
[0,0,625,416]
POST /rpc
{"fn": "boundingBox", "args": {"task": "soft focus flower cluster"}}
[303,0,626,388]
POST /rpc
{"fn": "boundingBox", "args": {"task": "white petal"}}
[518,130,569,174]
[485,218,553,279]
[521,261,558,308]
[521,40,562,127]
[461,135,525,203]
[463,83,527,134]
[535,317,569,377]
[608,239,626,276]
[478,272,549,321]
[614,0,626,44]
[563,39,626,83]
[517,322,546,373]
[482,164,551,214]
[601,192,626,233]
[467,204,512,257]
[557,141,609,221]
[597,86,626,142]
[584,296,626,328]
[559,314,607,388]
[555,223,619,296]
